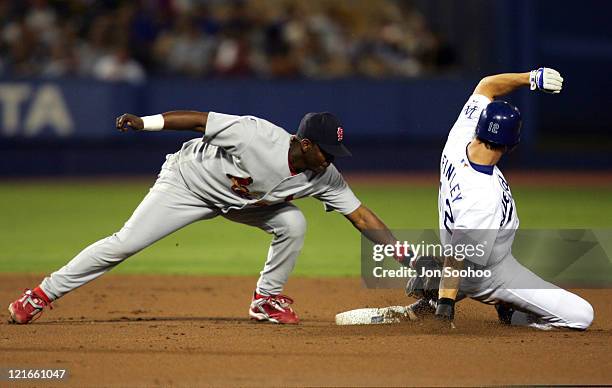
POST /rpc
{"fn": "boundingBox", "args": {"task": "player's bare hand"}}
[116,113,144,131]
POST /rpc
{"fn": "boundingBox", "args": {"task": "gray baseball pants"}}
[40,160,306,300]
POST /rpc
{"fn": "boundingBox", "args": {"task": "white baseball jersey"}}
[172,112,361,214]
[438,94,519,267]
[434,94,594,330]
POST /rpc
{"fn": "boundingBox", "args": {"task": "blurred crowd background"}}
[0,0,610,175]
[0,0,457,82]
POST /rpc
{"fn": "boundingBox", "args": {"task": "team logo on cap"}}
[337,127,344,142]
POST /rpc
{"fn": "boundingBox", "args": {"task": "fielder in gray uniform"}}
[9,110,402,324]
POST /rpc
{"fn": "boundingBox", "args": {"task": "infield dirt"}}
[1,274,610,387]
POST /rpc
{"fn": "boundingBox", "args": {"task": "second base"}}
[335,305,417,325]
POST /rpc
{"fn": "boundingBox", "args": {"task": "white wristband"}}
[529,69,538,91]
[141,114,164,131]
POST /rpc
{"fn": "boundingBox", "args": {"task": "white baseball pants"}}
[461,256,594,329]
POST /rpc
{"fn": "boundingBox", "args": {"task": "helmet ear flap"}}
[475,135,510,152]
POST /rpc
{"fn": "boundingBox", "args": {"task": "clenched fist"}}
[530,67,563,94]
[116,113,143,131]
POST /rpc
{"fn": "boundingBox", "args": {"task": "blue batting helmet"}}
[475,100,522,147]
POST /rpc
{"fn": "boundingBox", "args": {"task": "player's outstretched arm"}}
[474,67,563,100]
[474,72,530,100]
[345,205,396,244]
[345,205,410,266]
[116,111,208,133]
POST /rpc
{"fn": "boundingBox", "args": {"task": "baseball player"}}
[407,67,594,330]
[9,110,400,324]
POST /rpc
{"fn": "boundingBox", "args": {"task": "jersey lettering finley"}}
[438,94,519,267]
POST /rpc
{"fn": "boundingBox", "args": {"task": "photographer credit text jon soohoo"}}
[370,241,492,279]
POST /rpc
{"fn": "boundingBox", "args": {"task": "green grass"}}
[1,180,612,276]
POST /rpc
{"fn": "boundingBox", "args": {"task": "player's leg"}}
[9,159,219,323]
[222,203,306,324]
[467,256,594,330]
[38,183,219,300]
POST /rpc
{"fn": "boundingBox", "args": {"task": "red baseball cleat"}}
[249,292,299,324]
[8,289,51,324]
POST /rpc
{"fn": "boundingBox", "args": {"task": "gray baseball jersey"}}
[40,111,362,302]
[174,112,361,214]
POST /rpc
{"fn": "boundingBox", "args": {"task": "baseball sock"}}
[33,286,52,304]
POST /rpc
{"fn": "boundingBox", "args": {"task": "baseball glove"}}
[405,255,443,300]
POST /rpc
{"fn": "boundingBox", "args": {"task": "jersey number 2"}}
[500,192,514,226]
[444,198,455,234]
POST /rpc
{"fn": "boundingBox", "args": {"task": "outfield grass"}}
[1,180,612,276]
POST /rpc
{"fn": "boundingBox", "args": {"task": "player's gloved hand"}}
[435,297,455,321]
[405,256,442,299]
[529,67,563,94]
[116,113,144,131]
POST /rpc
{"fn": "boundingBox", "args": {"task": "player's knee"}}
[564,296,594,330]
[282,212,307,240]
[573,299,594,330]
